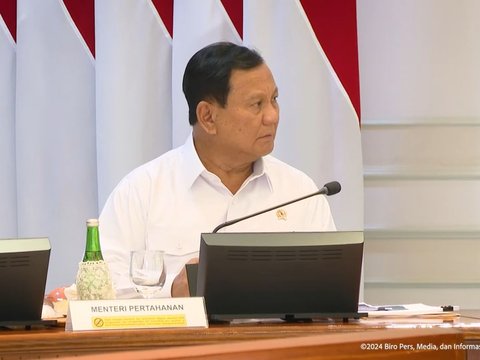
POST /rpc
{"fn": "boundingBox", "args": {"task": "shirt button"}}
[176,243,182,250]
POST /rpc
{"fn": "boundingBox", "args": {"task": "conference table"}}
[2,311,480,359]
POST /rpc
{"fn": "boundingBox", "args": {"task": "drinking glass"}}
[129,250,166,299]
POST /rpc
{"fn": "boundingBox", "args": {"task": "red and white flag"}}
[0,1,17,237]
[95,0,174,206]
[244,0,363,230]
[15,0,97,289]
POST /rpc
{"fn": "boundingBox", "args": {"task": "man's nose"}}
[263,102,279,124]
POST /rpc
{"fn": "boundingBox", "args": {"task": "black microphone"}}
[212,181,341,233]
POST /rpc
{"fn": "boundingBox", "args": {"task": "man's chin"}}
[259,143,275,157]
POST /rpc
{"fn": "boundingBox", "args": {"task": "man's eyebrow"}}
[247,87,279,97]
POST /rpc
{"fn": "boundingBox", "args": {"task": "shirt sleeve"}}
[312,195,337,231]
[100,173,184,298]
[99,177,149,294]
[301,177,337,231]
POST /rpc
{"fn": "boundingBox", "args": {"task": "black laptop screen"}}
[0,238,51,322]
[195,231,364,321]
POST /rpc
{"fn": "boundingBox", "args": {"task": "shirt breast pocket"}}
[145,224,202,256]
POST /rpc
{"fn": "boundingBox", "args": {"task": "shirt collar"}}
[250,156,274,192]
[181,132,274,192]
[180,132,206,189]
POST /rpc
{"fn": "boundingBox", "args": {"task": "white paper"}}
[359,302,460,317]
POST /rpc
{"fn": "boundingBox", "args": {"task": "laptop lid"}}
[192,231,364,321]
[0,238,51,323]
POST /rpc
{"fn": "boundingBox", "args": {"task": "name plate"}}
[65,297,208,331]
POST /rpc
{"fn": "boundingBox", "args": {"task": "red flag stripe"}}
[63,0,95,57]
[221,0,243,39]
[300,0,361,121]
[0,0,16,42]
[152,0,173,37]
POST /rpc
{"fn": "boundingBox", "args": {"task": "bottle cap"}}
[86,218,99,227]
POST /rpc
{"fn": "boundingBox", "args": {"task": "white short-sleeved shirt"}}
[99,134,336,297]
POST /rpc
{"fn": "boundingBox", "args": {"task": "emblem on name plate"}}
[276,209,287,221]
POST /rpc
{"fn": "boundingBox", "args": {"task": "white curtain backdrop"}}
[0,11,16,239]
[1,0,363,291]
[15,0,97,290]
[95,0,172,208]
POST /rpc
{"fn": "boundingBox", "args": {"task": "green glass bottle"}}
[83,218,103,261]
[76,218,115,300]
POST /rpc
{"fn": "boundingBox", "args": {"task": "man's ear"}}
[196,100,217,135]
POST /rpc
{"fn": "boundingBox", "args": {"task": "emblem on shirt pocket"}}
[276,209,287,221]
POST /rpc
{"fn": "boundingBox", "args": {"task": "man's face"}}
[213,63,279,164]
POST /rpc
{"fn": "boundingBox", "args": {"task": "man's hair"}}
[182,42,264,126]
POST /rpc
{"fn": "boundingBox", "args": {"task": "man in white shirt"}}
[99,42,336,298]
